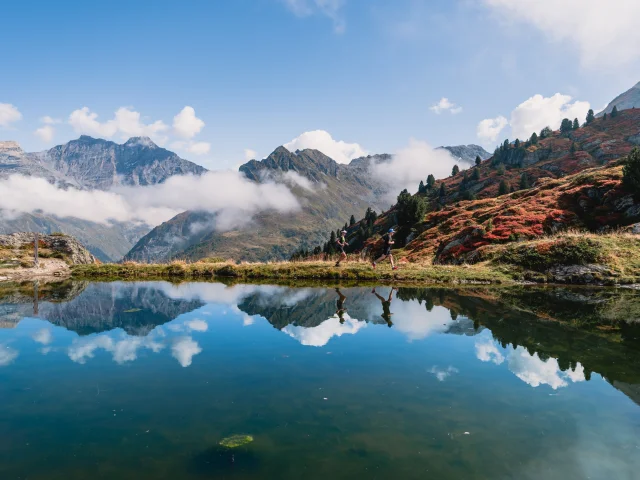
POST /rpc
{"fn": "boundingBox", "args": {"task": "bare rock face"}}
[0,232,96,264]
[546,264,614,284]
[597,81,640,117]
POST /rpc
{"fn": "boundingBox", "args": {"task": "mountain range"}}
[124,147,393,262]
[0,136,205,260]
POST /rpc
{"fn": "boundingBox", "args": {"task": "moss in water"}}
[219,434,254,448]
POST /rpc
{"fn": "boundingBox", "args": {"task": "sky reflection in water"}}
[0,281,639,479]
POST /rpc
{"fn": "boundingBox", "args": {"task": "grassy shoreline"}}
[70,233,640,286]
[71,260,513,285]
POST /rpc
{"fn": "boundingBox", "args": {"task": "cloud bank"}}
[284,130,368,164]
[0,170,301,230]
[371,139,461,195]
[483,0,640,68]
[477,93,590,144]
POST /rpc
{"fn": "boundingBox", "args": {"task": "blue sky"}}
[2,0,639,169]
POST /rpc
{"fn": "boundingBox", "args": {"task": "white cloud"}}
[0,345,18,366]
[388,303,455,341]
[283,0,346,33]
[244,149,257,161]
[68,332,164,365]
[284,130,367,164]
[507,346,585,389]
[34,125,55,142]
[371,139,461,195]
[282,314,367,347]
[475,336,505,365]
[68,106,168,140]
[171,336,202,367]
[509,93,590,141]
[187,141,211,155]
[0,169,300,230]
[482,0,640,68]
[185,319,208,332]
[32,328,53,345]
[430,97,463,115]
[476,115,508,143]
[41,116,61,124]
[429,365,459,381]
[0,103,22,128]
[173,106,205,139]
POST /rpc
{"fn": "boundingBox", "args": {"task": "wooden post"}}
[33,281,39,316]
[34,232,39,268]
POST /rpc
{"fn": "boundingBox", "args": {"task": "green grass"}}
[72,260,512,285]
[71,233,640,286]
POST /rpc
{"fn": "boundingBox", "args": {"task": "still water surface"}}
[1,281,639,479]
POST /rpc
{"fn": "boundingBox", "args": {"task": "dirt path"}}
[0,258,71,282]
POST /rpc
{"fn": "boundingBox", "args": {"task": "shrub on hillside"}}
[622,147,640,198]
[496,238,603,272]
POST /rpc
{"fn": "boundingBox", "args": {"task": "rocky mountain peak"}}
[437,144,491,165]
[597,80,640,117]
[124,136,158,148]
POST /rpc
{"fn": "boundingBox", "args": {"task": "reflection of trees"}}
[396,286,640,386]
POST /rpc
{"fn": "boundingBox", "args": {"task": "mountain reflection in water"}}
[0,280,639,479]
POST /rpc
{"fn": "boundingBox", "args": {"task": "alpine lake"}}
[1,280,639,479]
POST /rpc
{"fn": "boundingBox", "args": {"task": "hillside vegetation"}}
[304,109,640,269]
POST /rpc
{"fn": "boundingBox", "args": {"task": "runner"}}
[335,230,348,267]
[372,228,397,270]
[372,287,396,327]
[335,287,347,324]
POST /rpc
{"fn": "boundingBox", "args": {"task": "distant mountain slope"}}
[0,137,207,261]
[437,144,491,165]
[345,108,640,264]
[125,148,392,262]
[597,81,640,117]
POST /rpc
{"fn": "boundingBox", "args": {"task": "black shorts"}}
[384,246,391,256]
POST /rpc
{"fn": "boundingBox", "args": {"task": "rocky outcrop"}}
[437,144,491,165]
[0,232,96,264]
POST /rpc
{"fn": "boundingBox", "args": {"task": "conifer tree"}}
[427,174,436,189]
[586,109,595,124]
[475,155,482,166]
[540,126,552,139]
[452,164,460,176]
[418,180,426,194]
[439,183,447,197]
[350,215,356,226]
[622,147,640,197]
[603,112,608,121]
[560,118,573,134]
[497,164,505,176]
[530,132,538,145]
[519,172,530,189]
[514,139,520,148]
[572,118,579,130]
[612,105,619,118]
[498,180,509,196]
[472,168,480,181]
